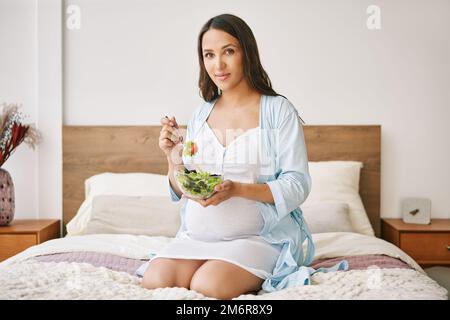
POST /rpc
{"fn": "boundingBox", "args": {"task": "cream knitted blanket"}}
[0,259,446,300]
[0,232,447,300]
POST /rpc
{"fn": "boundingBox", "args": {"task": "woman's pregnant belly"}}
[185,197,264,242]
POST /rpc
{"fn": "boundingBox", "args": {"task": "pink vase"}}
[0,168,15,226]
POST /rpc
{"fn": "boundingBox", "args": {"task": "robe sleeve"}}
[266,100,312,221]
[168,177,181,202]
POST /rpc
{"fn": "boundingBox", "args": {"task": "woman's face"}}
[202,29,246,93]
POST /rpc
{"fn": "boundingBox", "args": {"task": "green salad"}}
[175,168,222,199]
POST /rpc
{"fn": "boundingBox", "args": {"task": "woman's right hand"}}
[159,116,183,158]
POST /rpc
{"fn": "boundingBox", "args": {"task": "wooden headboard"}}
[63,125,381,236]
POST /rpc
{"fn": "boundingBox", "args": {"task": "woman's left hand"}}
[183,180,238,207]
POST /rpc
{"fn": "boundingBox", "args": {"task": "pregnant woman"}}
[141,13,346,299]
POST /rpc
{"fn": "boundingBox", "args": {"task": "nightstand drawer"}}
[401,233,450,262]
[0,234,37,261]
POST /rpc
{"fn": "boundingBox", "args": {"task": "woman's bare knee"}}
[191,272,245,300]
[190,260,263,299]
[141,258,178,289]
[190,274,230,299]
[141,258,206,290]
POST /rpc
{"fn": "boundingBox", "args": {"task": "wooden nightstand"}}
[0,219,60,261]
[381,218,450,267]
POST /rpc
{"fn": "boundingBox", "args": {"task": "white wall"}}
[2,0,449,220]
[0,0,38,218]
[63,0,450,218]
[0,0,62,221]
[37,0,62,221]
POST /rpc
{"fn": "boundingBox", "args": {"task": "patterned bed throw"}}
[32,252,412,276]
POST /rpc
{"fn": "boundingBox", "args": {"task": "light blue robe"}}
[168,94,348,292]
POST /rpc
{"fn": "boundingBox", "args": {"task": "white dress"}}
[152,122,282,279]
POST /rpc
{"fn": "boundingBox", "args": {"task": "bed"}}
[0,125,447,300]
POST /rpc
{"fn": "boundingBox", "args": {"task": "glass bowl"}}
[175,168,222,200]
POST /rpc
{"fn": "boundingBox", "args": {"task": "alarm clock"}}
[401,197,431,225]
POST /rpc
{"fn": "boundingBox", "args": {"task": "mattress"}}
[0,232,447,300]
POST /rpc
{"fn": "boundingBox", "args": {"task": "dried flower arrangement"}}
[0,103,41,167]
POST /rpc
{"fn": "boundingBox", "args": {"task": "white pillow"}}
[66,172,183,236]
[301,201,354,233]
[84,172,170,198]
[82,195,181,237]
[303,161,375,236]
